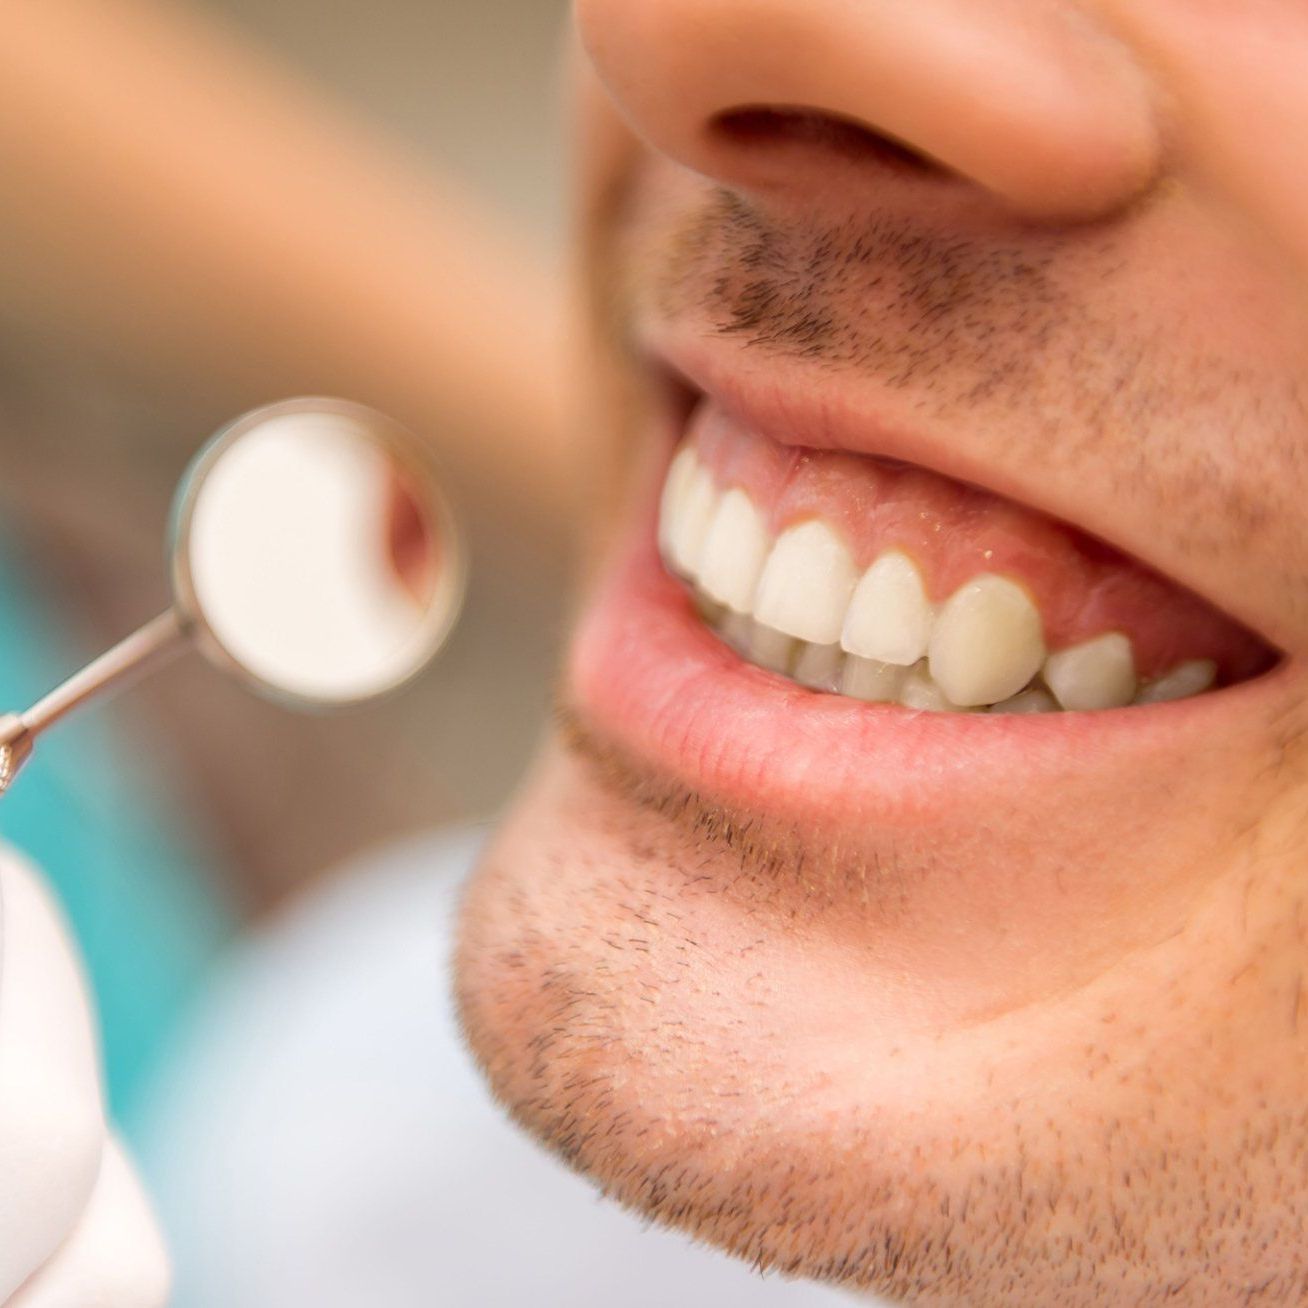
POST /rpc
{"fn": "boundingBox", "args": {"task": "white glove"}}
[0,847,169,1306]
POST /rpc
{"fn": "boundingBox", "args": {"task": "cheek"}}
[1104,0,1308,287]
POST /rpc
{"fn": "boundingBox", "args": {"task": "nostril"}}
[712,106,944,175]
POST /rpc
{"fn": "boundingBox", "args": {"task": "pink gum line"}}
[690,404,1271,683]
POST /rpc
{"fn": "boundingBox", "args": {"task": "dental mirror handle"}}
[0,609,190,793]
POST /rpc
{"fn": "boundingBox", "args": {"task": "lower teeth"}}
[693,591,1215,714]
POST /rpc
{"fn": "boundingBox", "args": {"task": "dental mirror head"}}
[172,398,463,707]
[0,397,465,792]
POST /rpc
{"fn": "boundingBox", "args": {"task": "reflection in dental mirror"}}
[0,398,464,793]
[176,403,456,704]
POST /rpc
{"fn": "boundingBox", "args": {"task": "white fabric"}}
[12,1142,169,1308]
[0,847,168,1307]
[140,828,854,1307]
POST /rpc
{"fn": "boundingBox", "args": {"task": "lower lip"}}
[567,489,1296,828]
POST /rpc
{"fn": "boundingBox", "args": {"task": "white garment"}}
[0,847,167,1307]
[139,828,854,1307]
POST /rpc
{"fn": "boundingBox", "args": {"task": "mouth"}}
[567,350,1285,824]
[660,399,1273,714]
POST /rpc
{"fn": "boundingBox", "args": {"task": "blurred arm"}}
[0,0,577,541]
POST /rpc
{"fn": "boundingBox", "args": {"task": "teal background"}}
[0,548,233,1131]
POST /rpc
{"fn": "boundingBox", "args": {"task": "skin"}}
[457,3,1308,1303]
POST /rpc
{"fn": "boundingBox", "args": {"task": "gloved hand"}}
[0,847,168,1307]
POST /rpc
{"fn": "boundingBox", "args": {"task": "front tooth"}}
[840,550,934,666]
[667,462,719,578]
[1134,658,1217,704]
[747,621,796,675]
[753,520,859,644]
[793,642,844,692]
[1042,632,1135,711]
[697,488,772,614]
[990,687,1058,714]
[928,574,1045,707]
[841,655,907,703]
[896,662,973,712]
[658,444,698,563]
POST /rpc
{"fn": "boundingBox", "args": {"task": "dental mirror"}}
[0,397,465,792]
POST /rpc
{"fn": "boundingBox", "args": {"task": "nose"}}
[575,0,1160,222]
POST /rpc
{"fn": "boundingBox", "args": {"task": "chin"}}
[460,572,1306,1307]
[459,729,1308,1306]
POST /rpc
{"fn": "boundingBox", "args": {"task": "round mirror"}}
[170,398,464,707]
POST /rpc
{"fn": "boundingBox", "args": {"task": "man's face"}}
[457,3,1308,1302]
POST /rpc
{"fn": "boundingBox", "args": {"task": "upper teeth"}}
[698,488,772,614]
[754,520,860,645]
[660,445,1219,713]
[1042,632,1136,711]
[927,574,1045,707]
[659,445,717,576]
[841,550,934,666]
